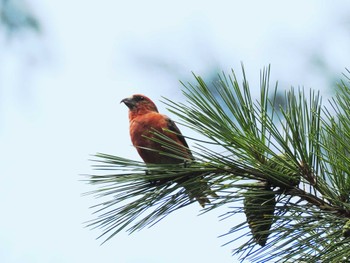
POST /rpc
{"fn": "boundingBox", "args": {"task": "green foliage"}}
[265,154,301,188]
[243,183,276,246]
[85,154,225,243]
[0,0,40,35]
[342,219,350,238]
[85,65,350,262]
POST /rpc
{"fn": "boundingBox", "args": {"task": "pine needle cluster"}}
[84,66,350,262]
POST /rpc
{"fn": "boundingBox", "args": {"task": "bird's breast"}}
[129,113,166,148]
[128,113,186,164]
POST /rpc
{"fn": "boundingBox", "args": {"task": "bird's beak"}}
[120,97,135,109]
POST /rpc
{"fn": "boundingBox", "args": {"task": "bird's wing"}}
[165,117,194,160]
[165,118,189,148]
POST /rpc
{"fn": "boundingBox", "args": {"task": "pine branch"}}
[84,65,350,262]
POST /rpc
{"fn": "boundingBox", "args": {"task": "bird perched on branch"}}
[121,94,213,207]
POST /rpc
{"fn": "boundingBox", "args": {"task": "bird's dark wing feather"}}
[166,118,189,148]
[166,118,194,160]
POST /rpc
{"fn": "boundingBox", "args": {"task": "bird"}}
[121,94,212,207]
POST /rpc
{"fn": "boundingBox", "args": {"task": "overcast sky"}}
[1,1,350,262]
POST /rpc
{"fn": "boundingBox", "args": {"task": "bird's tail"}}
[183,176,217,208]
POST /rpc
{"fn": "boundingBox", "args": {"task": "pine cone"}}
[267,154,301,188]
[342,220,350,238]
[243,185,276,246]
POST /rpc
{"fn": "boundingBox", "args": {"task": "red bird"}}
[121,94,212,207]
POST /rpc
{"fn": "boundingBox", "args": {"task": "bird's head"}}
[121,94,159,117]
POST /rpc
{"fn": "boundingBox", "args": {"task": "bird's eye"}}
[135,96,144,102]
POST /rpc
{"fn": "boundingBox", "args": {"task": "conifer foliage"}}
[85,66,350,262]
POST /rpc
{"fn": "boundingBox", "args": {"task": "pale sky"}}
[1,1,350,262]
